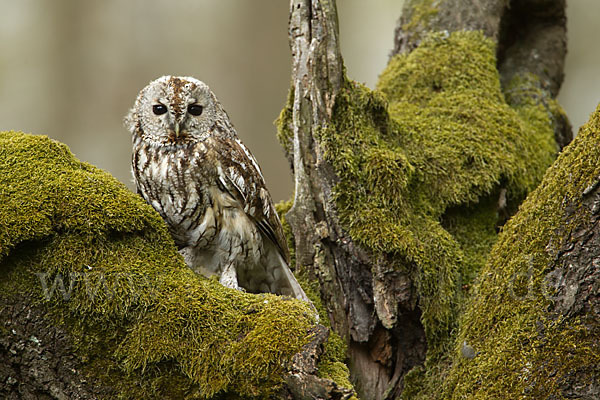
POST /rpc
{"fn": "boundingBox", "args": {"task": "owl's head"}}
[125,75,228,145]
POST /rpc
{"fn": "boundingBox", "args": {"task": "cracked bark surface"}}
[285,0,425,398]
[1,294,351,399]
[0,295,111,400]
[545,186,600,399]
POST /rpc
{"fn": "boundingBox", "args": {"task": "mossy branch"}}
[0,132,344,399]
[394,0,571,147]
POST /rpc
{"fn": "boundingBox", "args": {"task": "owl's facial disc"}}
[168,97,207,139]
[129,75,220,145]
[150,97,201,141]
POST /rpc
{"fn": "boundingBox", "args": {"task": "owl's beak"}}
[174,122,180,137]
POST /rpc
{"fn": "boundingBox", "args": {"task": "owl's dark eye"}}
[152,104,167,115]
[188,104,203,116]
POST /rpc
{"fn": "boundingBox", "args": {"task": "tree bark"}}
[444,105,600,399]
[0,294,111,399]
[286,1,410,397]
[548,180,600,399]
[0,131,352,400]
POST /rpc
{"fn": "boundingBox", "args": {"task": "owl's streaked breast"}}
[132,138,217,248]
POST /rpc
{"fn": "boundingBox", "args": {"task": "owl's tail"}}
[255,241,319,321]
[275,252,312,303]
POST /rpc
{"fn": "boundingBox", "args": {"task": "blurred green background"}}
[0,0,598,201]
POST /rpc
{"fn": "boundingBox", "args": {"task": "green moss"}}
[0,131,315,399]
[441,194,501,295]
[436,104,600,399]
[295,276,354,393]
[317,333,354,391]
[503,72,566,149]
[278,31,557,365]
[343,31,554,355]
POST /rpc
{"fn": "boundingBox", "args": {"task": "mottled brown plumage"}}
[126,76,311,303]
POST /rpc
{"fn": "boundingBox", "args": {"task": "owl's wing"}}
[211,136,317,315]
[213,136,291,264]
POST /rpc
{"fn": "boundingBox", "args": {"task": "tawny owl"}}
[126,75,311,304]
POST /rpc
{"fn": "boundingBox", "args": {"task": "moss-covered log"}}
[279,0,574,399]
[0,132,355,399]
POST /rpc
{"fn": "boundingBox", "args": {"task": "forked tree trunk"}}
[283,0,570,398]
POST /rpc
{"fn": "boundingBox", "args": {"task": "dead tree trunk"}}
[286,1,400,396]
[282,0,571,398]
